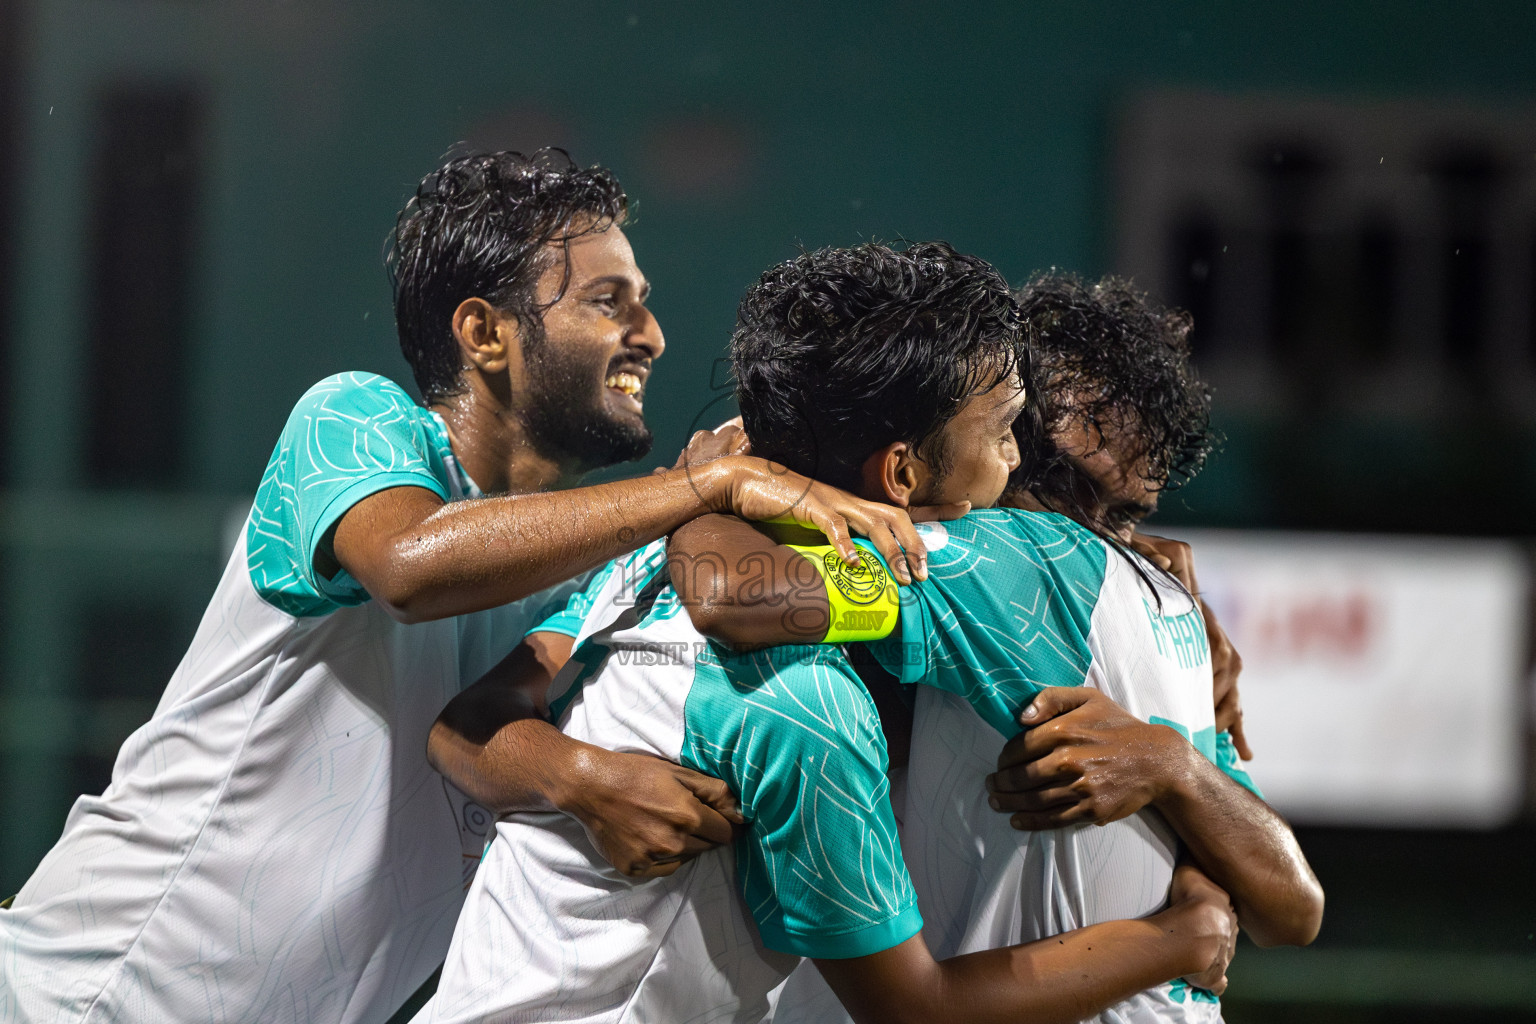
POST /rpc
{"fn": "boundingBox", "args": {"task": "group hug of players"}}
[0,149,1323,1024]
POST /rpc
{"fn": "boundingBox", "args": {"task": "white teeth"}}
[605,372,642,397]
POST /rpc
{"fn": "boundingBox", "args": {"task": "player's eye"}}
[588,294,618,314]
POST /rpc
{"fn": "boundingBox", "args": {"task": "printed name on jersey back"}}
[1142,599,1210,669]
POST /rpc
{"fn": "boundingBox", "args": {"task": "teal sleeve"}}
[868,510,1105,738]
[1214,730,1263,797]
[680,643,922,960]
[532,559,623,639]
[530,541,672,640]
[245,373,449,616]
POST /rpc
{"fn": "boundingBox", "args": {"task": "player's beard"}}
[520,338,654,472]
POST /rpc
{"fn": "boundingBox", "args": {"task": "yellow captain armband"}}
[784,544,901,643]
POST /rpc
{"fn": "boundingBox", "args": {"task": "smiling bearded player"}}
[0,150,932,1024]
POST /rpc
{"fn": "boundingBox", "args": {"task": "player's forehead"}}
[535,222,649,301]
[952,371,1027,428]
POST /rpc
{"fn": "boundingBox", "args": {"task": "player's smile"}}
[603,363,648,413]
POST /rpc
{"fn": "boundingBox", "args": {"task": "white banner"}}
[1167,530,1528,828]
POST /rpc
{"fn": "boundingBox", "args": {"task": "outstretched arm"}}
[668,513,834,647]
[669,510,956,648]
[989,687,1323,948]
[816,862,1238,1024]
[331,449,937,625]
[427,631,744,878]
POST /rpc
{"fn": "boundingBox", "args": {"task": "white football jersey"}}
[775,510,1256,1024]
[419,541,921,1024]
[0,374,584,1024]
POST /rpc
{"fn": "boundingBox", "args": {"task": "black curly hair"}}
[388,148,628,401]
[1007,272,1218,527]
[733,241,1028,493]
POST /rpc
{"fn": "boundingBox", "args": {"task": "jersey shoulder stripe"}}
[872,508,1107,737]
[245,372,450,617]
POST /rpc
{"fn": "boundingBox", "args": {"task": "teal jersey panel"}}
[871,508,1107,738]
[531,541,670,639]
[245,372,454,616]
[1214,730,1263,797]
[680,641,922,960]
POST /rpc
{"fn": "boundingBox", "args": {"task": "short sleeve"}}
[868,512,1105,738]
[680,644,922,960]
[532,562,620,639]
[530,541,671,640]
[245,373,449,616]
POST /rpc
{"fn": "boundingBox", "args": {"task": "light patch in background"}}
[640,115,755,202]
[1170,529,1528,828]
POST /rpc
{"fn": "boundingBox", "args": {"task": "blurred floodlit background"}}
[1,3,1533,1021]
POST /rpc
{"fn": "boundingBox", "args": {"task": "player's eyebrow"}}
[580,274,651,300]
[993,389,1028,424]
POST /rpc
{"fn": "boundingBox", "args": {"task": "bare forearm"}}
[365,466,724,622]
[818,911,1207,1024]
[669,514,828,647]
[1160,762,1323,947]
[938,917,1196,1023]
[428,692,592,815]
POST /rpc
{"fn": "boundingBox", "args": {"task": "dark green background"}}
[2,3,1533,1019]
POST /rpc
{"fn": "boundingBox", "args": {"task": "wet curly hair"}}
[1008,272,1218,521]
[733,241,1027,493]
[388,148,628,401]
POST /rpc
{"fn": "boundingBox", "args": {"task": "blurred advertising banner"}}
[1170,530,1529,828]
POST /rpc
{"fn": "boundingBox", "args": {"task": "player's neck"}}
[431,386,580,496]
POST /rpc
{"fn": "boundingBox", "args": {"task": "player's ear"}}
[451,297,513,375]
[862,442,925,508]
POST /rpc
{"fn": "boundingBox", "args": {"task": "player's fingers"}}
[1229,714,1254,761]
[877,507,928,582]
[1008,802,1094,830]
[1005,811,1077,831]
[1127,534,1174,571]
[677,834,723,857]
[628,857,686,879]
[711,419,751,455]
[986,755,1071,794]
[855,520,910,584]
[1017,686,1096,727]
[989,784,1079,813]
[673,768,747,826]
[808,508,861,567]
[995,725,1081,774]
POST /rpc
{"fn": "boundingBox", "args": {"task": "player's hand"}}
[1163,862,1238,995]
[701,455,969,584]
[986,686,1195,829]
[1128,532,1196,593]
[561,747,745,879]
[1202,598,1253,760]
[659,418,751,476]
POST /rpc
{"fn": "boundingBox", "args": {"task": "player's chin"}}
[599,412,656,464]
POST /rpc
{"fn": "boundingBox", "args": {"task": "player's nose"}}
[627,304,665,361]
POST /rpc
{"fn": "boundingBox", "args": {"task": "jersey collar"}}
[426,410,484,500]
